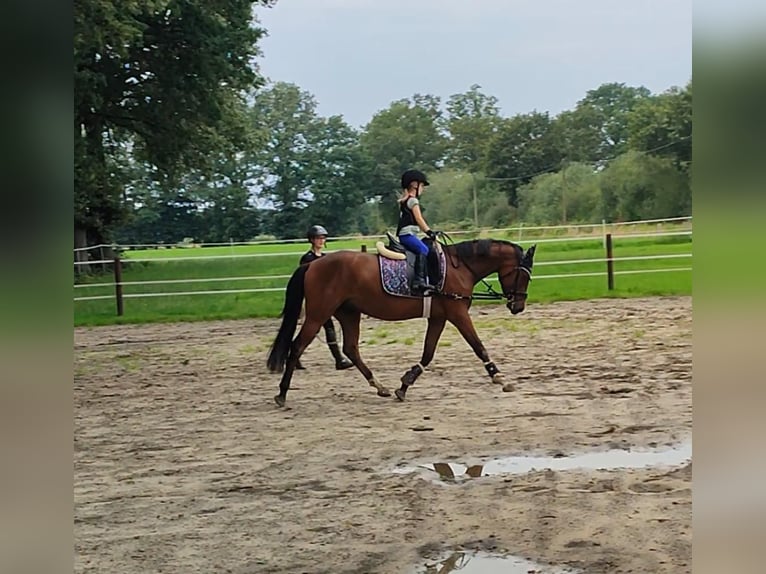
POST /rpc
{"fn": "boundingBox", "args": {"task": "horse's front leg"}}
[334,307,391,398]
[395,317,446,401]
[448,309,514,392]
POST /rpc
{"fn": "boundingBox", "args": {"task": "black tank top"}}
[299,250,323,265]
[396,198,417,235]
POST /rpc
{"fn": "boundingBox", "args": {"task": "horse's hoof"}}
[394,389,407,402]
[491,373,505,385]
[502,383,515,392]
[274,395,286,407]
[367,378,391,397]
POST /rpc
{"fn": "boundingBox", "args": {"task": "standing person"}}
[296,225,353,370]
[396,169,438,294]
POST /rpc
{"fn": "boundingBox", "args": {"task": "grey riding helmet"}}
[307,225,329,240]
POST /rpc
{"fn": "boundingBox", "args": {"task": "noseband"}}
[497,266,531,304]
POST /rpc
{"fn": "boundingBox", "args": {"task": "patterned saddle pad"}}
[378,247,447,298]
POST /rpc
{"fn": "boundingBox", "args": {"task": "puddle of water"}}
[416,551,578,574]
[393,441,691,481]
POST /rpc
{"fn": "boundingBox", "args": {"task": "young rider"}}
[396,169,437,294]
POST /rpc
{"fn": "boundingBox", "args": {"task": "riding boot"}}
[325,324,353,370]
[411,253,432,295]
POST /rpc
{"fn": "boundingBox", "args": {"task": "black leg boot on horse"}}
[411,253,433,295]
[324,321,353,370]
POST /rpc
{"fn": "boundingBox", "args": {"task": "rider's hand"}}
[426,229,437,240]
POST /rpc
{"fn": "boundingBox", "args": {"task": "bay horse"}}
[266,237,536,407]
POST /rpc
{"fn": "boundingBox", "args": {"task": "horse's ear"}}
[522,244,536,269]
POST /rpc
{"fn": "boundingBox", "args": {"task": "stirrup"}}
[413,283,435,295]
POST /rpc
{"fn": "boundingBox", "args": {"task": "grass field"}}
[74,229,692,327]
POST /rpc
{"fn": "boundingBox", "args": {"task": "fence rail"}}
[73,216,692,256]
[74,266,693,303]
[73,230,692,266]
[74,223,692,316]
[73,252,694,292]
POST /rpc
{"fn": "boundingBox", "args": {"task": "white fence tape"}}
[73,232,691,267]
[486,267,692,281]
[74,286,287,301]
[74,253,692,291]
[74,223,692,306]
[73,216,692,254]
[73,267,692,302]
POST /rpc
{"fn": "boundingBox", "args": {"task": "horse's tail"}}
[266,264,309,373]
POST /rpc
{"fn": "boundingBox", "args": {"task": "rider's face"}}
[311,236,326,250]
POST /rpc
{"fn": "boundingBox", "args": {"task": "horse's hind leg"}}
[334,306,391,398]
[275,319,323,407]
[395,317,446,401]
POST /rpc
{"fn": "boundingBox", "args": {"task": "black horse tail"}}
[266,264,309,373]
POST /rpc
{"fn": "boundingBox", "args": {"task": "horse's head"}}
[498,244,536,315]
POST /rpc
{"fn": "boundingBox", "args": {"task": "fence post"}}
[361,244,367,253]
[605,233,614,290]
[113,255,124,316]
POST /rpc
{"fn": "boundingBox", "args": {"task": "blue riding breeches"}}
[398,234,428,255]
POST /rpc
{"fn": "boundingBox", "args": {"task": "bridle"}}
[436,235,532,304]
[496,265,532,305]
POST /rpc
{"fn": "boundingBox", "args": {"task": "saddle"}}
[376,233,446,298]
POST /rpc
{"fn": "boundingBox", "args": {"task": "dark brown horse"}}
[266,238,537,407]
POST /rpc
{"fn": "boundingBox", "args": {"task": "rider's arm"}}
[411,204,432,235]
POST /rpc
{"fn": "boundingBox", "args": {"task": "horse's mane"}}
[451,239,523,261]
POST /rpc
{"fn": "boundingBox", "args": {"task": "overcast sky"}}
[254,0,691,129]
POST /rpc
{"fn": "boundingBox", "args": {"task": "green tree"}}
[553,106,604,164]
[358,94,448,228]
[249,82,322,237]
[303,116,383,236]
[114,139,263,244]
[599,151,691,222]
[627,82,692,174]
[192,161,263,243]
[115,192,204,245]
[360,94,447,194]
[575,82,652,160]
[74,0,274,246]
[419,170,475,228]
[484,111,564,207]
[249,82,380,238]
[444,84,501,171]
[420,170,513,229]
[517,163,601,225]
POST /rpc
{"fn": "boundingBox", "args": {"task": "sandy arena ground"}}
[74,296,692,574]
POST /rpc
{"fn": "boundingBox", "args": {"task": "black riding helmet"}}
[307,224,329,240]
[401,169,430,189]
